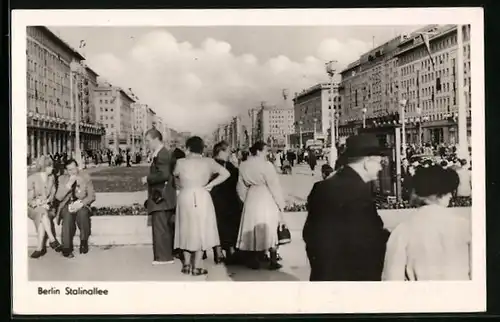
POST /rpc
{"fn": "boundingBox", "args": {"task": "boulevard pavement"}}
[28,223,309,282]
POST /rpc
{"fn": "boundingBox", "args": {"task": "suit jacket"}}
[55,171,96,213]
[146,147,177,214]
[27,172,56,207]
[303,166,389,281]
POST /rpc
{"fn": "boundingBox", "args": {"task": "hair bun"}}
[413,165,460,198]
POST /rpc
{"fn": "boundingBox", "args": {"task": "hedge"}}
[89,196,472,216]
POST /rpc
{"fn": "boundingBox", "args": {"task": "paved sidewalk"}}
[29,231,309,282]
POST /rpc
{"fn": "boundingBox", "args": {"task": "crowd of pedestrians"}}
[28,130,473,282]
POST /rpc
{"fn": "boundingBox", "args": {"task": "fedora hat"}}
[343,133,385,158]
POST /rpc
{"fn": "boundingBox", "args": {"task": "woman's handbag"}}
[277,223,292,245]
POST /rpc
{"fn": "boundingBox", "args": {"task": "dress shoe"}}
[79,240,89,254]
[49,240,62,252]
[214,255,225,265]
[62,249,74,258]
[30,248,47,259]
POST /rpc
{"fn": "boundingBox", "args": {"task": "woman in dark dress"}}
[209,141,243,264]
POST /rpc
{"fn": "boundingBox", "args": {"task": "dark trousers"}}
[61,205,92,251]
[151,210,175,261]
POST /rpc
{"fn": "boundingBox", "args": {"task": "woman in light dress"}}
[382,165,471,281]
[27,156,63,258]
[173,136,230,276]
[273,150,282,170]
[236,141,286,270]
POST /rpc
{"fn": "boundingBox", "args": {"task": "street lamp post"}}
[362,107,367,128]
[313,118,317,140]
[416,106,422,146]
[326,60,338,168]
[335,112,339,142]
[399,98,408,159]
[298,121,303,149]
[456,25,469,163]
[70,61,83,168]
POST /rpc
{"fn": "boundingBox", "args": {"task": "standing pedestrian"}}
[210,141,244,265]
[307,148,317,176]
[126,149,132,167]
[236,141,287,270]
[382,165,470,280]
[141,128,177,265]
[303,133,389,281]
[173,136,230,275]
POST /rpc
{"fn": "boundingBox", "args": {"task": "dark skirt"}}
[213,200,242,249]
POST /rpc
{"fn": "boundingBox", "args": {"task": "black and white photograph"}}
[12,8,485,314]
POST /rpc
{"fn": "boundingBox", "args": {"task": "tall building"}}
[26,26,105,161]
[132,103,156,151]
[339,24,472,145]
[94,82,135,152]
[395,24,472,144]
[154,116,171,147]
[75,63,101,151]
[255,104,294,150]
[339,34,402,138]
[292,83,340,147]
[248,107,260,145]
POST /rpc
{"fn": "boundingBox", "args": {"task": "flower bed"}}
[89,196,472,216]
[89,166,150,193]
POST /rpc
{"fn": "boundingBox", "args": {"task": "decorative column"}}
[51,132,56,154]
[30,129,35,161]
[55,132,59,153]
[41,131,47,156]
[65,132,68,154]
[67,132,72,154]
[36,130,41,159]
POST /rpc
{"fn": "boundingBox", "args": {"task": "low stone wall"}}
[26,208,471,247]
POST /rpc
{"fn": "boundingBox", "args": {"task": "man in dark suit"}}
[141,128,177,265]
[55,159,96,258]
[303,133,390,281]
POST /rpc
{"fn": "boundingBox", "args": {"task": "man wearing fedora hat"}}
[303,133,390,281]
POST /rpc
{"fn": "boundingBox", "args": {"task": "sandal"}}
[191,268,208,276]
[181,265,191,275]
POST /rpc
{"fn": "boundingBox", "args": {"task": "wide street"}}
[28,162,322,281]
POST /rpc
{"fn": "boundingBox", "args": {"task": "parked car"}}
[408,153,435,164]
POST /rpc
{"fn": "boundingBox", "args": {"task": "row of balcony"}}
[342,112,460,127]
[27,111,104,130]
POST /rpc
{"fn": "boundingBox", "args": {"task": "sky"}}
[50,25,421,135]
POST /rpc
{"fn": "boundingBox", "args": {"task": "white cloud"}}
[317,38,372,70]
[87,30,370,135]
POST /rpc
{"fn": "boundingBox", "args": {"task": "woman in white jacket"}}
[236,141,286,270]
